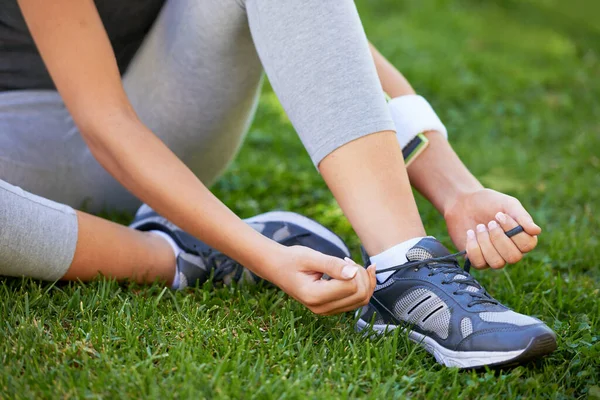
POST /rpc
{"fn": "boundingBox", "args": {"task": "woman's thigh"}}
[123,0,264,186]
[0,90,135,213]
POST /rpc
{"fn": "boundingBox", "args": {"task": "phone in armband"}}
[402,132,429,167]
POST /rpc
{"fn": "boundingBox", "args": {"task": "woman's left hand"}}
[444,189,542,269]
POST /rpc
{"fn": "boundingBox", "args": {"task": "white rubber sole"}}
[243,211,350,257]
[355,318,526,369]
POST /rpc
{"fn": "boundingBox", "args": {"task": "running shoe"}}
[130,205,350,288]
[356,237,557,368]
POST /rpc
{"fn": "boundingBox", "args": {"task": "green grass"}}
[2,0,599,398]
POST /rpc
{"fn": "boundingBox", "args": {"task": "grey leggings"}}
[0,0,394,280]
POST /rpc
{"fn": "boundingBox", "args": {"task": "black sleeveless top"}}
[0,0,165,91]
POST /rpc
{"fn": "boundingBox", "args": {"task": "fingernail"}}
[477,224,487,233]
[344,257,359,266]
[341,265,358,279]
[488,220,498,230]
[495,212,506,224]
[467,229,475,239]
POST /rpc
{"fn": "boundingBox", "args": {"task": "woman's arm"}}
[17,0,375,313]
[369,43,541,268]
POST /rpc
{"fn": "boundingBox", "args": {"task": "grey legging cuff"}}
[246,0,394,164]
[0,0,394,280]
[0,180,78,280]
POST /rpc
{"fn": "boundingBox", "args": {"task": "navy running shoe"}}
[130,205,350,288]
[356,237,557,368]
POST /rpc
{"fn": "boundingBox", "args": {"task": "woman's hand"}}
[444,189,542,269]
[269,246,377,316]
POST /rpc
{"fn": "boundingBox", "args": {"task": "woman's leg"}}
[0,179,175,284]
[243,0,426,255]
[122,0,264,188]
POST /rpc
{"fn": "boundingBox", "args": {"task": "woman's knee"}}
[0,179,78,281]
[122,0,263,182]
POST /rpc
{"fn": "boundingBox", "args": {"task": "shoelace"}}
[377,250,497,307]
[373,225,524,308]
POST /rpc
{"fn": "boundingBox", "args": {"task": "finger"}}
[487,220,523,264]
[309,253,359,281]
[504,201,542,236]
[466,229,487,269]
[345,258,376,294]
[344,257,360,266]
[367,264,377,296]
[495,212,539,253]
[344,257,375,294]
[314,268,372,315]
[306,277,361,305]
[475,224,505,269]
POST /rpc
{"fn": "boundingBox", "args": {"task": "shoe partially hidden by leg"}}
[356,237,557,369]
[130,205,350,288]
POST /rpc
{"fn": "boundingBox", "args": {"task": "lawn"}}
[1,0,599,398]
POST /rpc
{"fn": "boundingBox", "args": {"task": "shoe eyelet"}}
[452,292,458,295]
[427,274,433,277]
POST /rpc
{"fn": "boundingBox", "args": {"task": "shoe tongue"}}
[406,237,452,261]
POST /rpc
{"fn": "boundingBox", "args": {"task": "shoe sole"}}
[355,319,557,369]
[243,211,350,257]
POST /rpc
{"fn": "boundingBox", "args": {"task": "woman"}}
[0,0,555,368]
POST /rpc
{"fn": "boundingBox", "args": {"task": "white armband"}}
[388,94,447,149]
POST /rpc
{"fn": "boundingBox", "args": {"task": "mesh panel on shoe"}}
[393,288,431,318]
[409,297,444,324]
[393,288,450,338]
[406,247,433,261]
[479,310,539,326]
[178,272,188,289]
[461,317,473,338]
[375,279,395,291]
[421,307,451,339]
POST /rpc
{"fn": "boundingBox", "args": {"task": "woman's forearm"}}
[406,131,483,216]
[369,43,483,215]
[85,112,283,279]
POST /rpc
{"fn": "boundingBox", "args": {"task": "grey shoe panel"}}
[176,253,211,289]
[456,323,556,352]
[365,276,555,352]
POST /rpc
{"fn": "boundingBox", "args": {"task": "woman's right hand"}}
[267,245,377,316]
